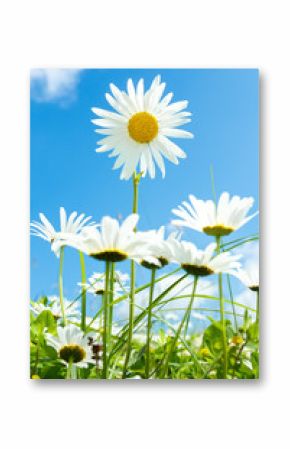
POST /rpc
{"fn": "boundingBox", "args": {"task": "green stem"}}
[226,273,238,332]
[183,277,198,338]
[162,276,198,378]
[79,251,87,332]
[102,261,111,379]
[108,262,115,348]
[109,274,188,361]
[122,172,140,378]
[145,268,156,379]
[71,364,77,380]
[216,236,228,378]
[58,246,66,325]
[66,359,74,379]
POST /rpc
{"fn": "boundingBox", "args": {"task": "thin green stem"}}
[71,364,77,380]
[66,359,73,379]
[161,276,198,378]
[226,273,238,332]
[109,274,188,361]
[87,268,181,328]
[58,246,66,325]
[102,261,111,379]
[183,277,198,338]
[108,262,115,348]
[79,251,87,332]
[145,268,156,379]
[216,236,228,378]
[122,172,140,378]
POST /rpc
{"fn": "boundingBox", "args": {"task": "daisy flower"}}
[138,226,178,269]
[92,75,193,180]
[78,271,130,295]
[172,192,258,237]
[31,296,80,321]
[45,324,95,368]
[30,207,95,256]
[167,240,241,276]
[66,214,149,263]
[235,263,259,291]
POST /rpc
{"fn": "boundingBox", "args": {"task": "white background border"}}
[0,1,288,447]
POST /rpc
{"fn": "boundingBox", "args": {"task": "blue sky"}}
[30,68,259,315]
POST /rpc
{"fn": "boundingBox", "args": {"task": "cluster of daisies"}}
[31,75,259,377]
[31,195,258,280]
[31,192,258,372]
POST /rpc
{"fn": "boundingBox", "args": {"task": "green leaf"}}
[31,310,56,335]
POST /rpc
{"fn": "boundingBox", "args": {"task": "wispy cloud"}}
[233,240,259,269]
[30,69,82,105]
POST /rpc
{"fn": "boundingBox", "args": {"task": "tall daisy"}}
[30,207,95,256]
[167,240,241,276]
[45,324,95,378]
[172,192,258,237]
[66,214,149,262]
[92,75,193,180]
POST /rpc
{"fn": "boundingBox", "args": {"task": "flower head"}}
[235,263,259,291]
[66,214,149,262]
[138,226,178,270]
[92,75,193,180]
[30,207,95,256]
[45,324,95,368]
[167,240,241,276]
[172,192,258,237]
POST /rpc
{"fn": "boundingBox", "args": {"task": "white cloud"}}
[233,240,259,269]
[30,69,82,104]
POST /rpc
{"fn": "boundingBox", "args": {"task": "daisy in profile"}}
[78,271,130,295]
[235,263,259,291]
[31,296,80,321]
[66,214,149,263]
[172,192,258,237]
[45,324,95,369]
[30,207,95,256]
[137,226,178,270]
[92,75,193,180]
[168,240,241,276]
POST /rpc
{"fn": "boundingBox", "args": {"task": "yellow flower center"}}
[59,344,86,363]
[203,225,234,237]
[91,250,128,263]
[141,257,169,270]
[181,264,214,276]
[128,112,158,143]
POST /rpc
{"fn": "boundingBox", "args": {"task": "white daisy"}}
[30,207,95,256]
[45,324,95,368]
[167,240,241,276]
[92,75,193,180]
[138,226,177,269]
[78,271,130,295]
[31,296,80,321]
[66,214,149,262]
[172,192,258,237]
[235,263,259,291]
